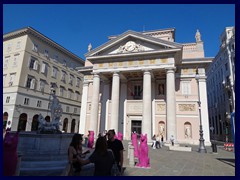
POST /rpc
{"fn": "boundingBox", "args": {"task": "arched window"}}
[71,119,76,133]
[63,118,68,133]
[45,116,50,122]
[31,115,39,131]
[18,113,27,131]
[3,112,8,129]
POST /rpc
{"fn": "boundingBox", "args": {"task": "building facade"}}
[3,27,85,133]
[78,28,212,145]
[206,27,235,142]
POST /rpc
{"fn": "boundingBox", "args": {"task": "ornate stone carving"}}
[179,104,195,111]
[37,92,63,134]
[117,41,144,53]
[156,104,166,112]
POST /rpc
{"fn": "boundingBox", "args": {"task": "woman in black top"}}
[80,136,115,176]
[68,134,89,175]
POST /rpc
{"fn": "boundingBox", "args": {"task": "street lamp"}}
[195,70,207,153]
[222,78,232,142]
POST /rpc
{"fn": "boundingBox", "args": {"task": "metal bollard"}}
[129,145,135,167]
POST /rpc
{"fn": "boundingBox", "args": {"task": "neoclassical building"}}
[78,28,212,145]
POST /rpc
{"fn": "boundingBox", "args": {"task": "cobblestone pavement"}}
[79,140,235,176]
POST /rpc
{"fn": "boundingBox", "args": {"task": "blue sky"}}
[3,4,235,59]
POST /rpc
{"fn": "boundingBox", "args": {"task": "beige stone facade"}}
[3,27,84,133]
[78,28,213,145]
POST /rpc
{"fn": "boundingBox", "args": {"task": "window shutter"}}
[33,61,38,70]
[30,79,35,89]
[41,63,46,73]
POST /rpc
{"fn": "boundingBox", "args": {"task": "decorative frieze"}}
[95,58,170,69]
[84,75,93,81]
[156,104,166,112]
[178,104,196,111]
[127,102,142,114]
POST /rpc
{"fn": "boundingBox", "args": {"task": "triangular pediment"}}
[85,30,182,58]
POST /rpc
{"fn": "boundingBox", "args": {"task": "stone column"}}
[166,67,176,142]
[79,81,89,134]
[99,81,110,133]
[198,76,211,146]
[142,70,152,142]
[90,73,100,136]
[110,72,120,132]
[119,80,127,134]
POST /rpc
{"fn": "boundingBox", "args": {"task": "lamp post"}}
[222,78,232,143]
[195,71,207,153]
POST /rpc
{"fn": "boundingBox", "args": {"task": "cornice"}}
[3,27,85,65]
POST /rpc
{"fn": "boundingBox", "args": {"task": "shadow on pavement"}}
[216,158,235,167]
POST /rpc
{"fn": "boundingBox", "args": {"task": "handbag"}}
[111,162,121,176]
[108,150,121,176]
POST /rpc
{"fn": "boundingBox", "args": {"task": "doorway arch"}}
[31,114,39,131]
[18,113,27,131]
[63,118,68,133]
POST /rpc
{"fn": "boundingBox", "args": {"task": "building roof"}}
[3,26,85,65]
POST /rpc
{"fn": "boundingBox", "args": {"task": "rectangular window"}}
[7,43,12,52]
[76,78,81,87]
[66,106,69,113]
[52,67,58,78]
[9,73,16,86]
[68,89,73,99]
[75,91,80,101]
[4,57,10,68]
[74,108,77,113]
[61,71,67,82]
[41,62,48,74]
[3,75,7,86]
[16,41,21,49]
[53,54,59,63]
[63,59,67,66]
[29,57,38,70]
[69,74,74,85]
[44,50,49,58]
[133,85,142,99]
[26,76,35,88]
[37,100,42,107]
[181,82,191,96]
[13,55,19,66]
[6,96,10,103]
[59,86,65,97]
[32,43,38,52]
[39,80,45,92]
[24,98,30,105]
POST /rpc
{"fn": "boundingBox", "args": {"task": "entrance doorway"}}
[131,120,142,138]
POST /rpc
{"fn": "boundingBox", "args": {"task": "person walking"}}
[152,134,156,149]
[80,136,115,176]
[156,134,160,149]
[160,135,164,148]
[170,135,174,146]
[107,129,124,173]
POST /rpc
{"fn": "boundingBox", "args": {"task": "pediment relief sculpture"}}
[117,41,144,53]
